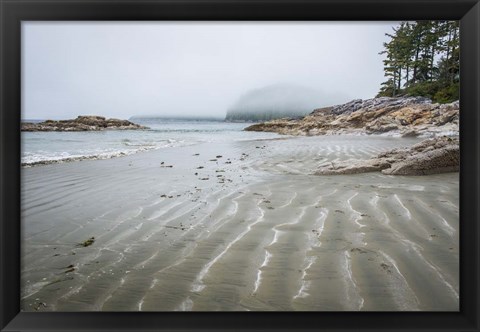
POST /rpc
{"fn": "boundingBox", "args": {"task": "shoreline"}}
[22,130,455,168]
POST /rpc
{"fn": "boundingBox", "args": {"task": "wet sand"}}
[21,135,459,311]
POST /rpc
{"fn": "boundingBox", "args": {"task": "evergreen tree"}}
[377,20,459,103]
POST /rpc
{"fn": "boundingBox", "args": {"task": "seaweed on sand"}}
[77,237,95,247]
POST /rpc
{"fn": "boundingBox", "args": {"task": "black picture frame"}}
[1,0,479,331]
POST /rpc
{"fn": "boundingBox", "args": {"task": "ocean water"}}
[21,119,280,166]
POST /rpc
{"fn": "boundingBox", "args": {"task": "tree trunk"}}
[393,71,397,97]
[450,27,458,83]
[445,30,451,82]
[397,67,402,91]
[413,43,420,84]
[405,65,409,87]
[430,45,435,82]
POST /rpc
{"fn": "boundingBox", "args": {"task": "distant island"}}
[130,116,224,122]
[225,83,343,122]
[21,115,148,131]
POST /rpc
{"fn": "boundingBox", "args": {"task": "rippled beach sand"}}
[21,135,459,311]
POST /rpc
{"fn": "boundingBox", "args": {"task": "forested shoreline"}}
[377,21,459,103]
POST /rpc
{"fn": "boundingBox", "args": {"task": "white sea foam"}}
[22,147,155,167]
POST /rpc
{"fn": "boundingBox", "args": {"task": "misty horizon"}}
[23,21,399,120]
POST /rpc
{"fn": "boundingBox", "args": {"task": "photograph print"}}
[21,21,459,311]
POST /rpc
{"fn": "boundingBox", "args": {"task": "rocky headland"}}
[245,96,459,175]
[244,96,458,137]
[22,116,148,132]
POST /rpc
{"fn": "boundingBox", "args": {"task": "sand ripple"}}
[21,136,458,311]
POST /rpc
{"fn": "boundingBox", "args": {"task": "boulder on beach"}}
[314,136,459,176]
[22,115,148,132]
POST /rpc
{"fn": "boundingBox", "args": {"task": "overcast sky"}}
[22,21,398,120]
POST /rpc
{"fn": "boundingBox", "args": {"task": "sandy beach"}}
[21,135,459,311]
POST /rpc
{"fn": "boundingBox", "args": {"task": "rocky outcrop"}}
[314,136,459,176]
[22,116,148,132]
[244,96,459,137]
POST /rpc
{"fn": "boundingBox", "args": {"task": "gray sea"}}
[21,119,279,166]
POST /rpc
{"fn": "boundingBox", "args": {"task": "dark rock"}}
[22,115,148,132]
